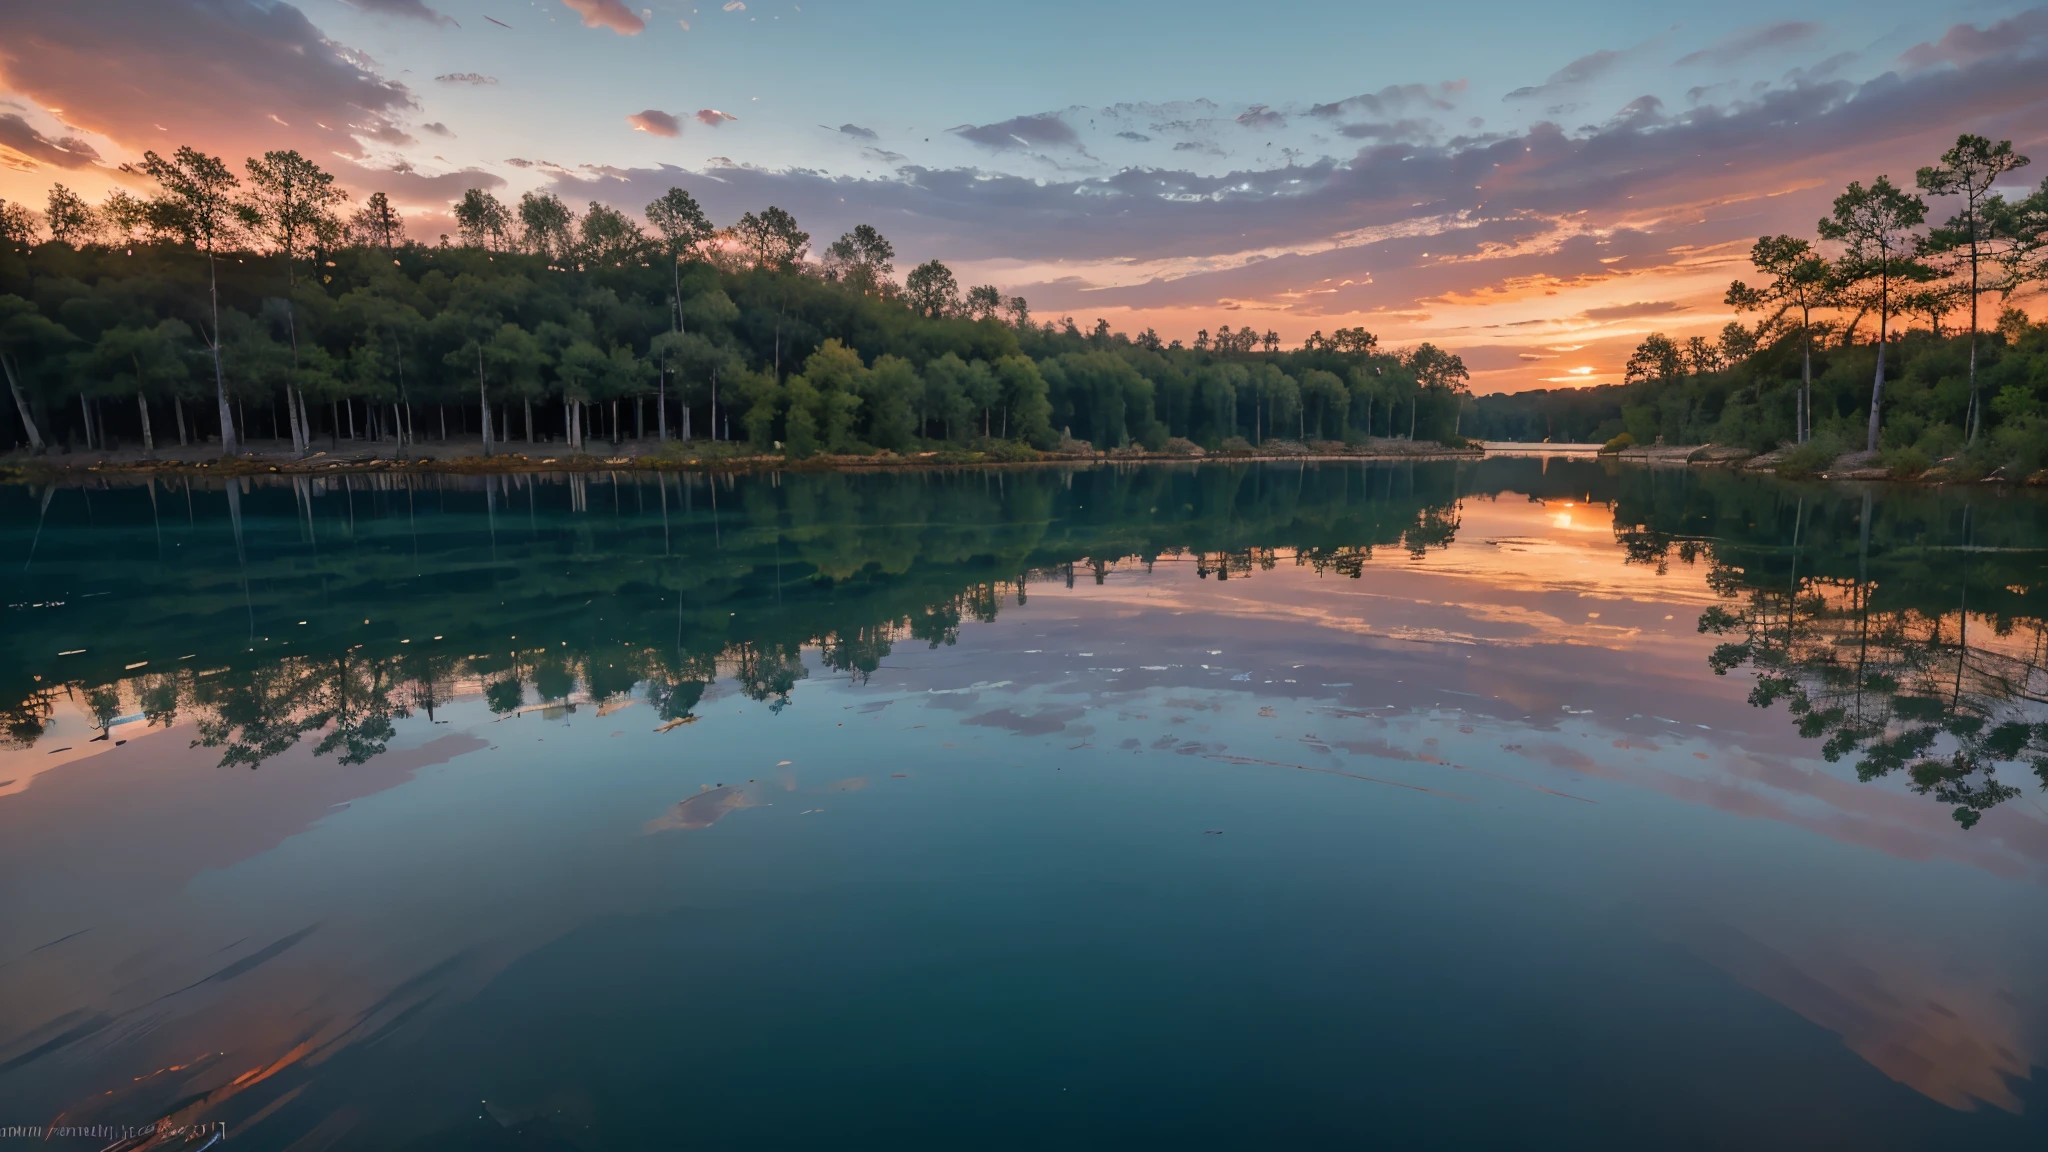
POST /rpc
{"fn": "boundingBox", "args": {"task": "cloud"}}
[1335,119,1438,141]
[1116,131,1151,143]
[436,72,498,86]
[722,1,746,10]
[950,112,1079,151]
[0,113,103,170]
[829,123,877,141]
[0,0,415,162]
[342,0,453,25]
[544,23,2048,357]
[627,109,682,136]
[559,0,645,35]
[1504,49,1625,101]
[1900,8,2048,70]
[695,109,736,127]
[339,158,504,206]
[1579,301,1686,321]
[1676,21,1821,67]
[1236,105,1285,130]
[420,121,453,137]
[1310,82,1462,118]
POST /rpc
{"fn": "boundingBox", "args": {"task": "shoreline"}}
[0,436,1485,481]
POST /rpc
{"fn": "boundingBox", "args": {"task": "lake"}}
[2,458,2045,1149]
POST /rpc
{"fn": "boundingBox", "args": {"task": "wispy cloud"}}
[1504,48,1625,101]
[342,0,454,26]
[436,72,497,86]
[695,109,737,127]
[1676,21,1821,67]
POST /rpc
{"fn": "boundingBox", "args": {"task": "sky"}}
[1,0,2045,392]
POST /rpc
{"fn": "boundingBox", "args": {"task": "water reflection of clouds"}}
[4,477,2044,1135]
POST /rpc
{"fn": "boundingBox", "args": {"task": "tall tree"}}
[44,185,98,245]
[518,192,575,259]
[577,202,645,264]
[1818,175,1928,452]
[824,224,895,294]
[964,284,1002,320]
[349,192,405,249]
[139,146,244,453]
[905,259,959,318]
[0,199,37,247]
[241,149,348,454]
[732,206,808,268]
[1918,135,2031,442]
[98,190,148,244]
[453,188,513,250]
[1727,235,1834,442]
[0,295,61,452]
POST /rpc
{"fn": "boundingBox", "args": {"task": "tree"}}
[1727,235,1834,442]
[1407,343,1469,438]
[453,188,513,250]
[0,199,38,247]
[905,259,959,318]
[45,185,98,245]
[1624,334,1683,387]
[139,146,245,453]
[646,188,716,262]
[241,149,348,454]
[1818,176,1929,452]
[514,192,574,259]
[732,206,808,268]
[1919,136,2032,442]
[99,190,148,244]
[824,224,895,294]
[577,202,645,264]
[1999,177,2048,298]
[0,294,63,451]
[1683,335,1724,376]
[349,192,405,249]
[964,284,1002,320]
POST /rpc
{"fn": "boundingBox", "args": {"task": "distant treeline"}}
[1467,134,2048,477]
[0,148,1474,460]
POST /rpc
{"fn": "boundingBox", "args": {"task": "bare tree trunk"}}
[174,397,188,446]
[1,351,45,452]
[137,392,154,456]
[658,371,668,441]
[525,398,534,443]
[207,250,238,454]
[346,398,357,440]
[479,346,492,457]
[1866,304,1888,454]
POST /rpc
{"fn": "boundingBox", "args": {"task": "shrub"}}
[1776,429,1850,478]
[1600,432,1635,454]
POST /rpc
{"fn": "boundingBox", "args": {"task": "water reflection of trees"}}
[1613,472,2048,828]
[1,461,1482,769]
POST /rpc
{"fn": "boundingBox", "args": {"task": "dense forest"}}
[1467,134,2048,478]
[0,148,1471,460]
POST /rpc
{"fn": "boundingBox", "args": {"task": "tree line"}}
[1470,134,2048,477]
[0,147,1473,460]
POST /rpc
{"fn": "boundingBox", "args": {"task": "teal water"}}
[2,459,2045,1149]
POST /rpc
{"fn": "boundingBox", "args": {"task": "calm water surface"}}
[2,459,2045,1149]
